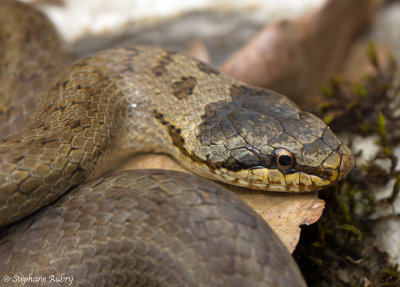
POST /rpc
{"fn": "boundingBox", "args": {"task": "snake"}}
[0,0,354,286]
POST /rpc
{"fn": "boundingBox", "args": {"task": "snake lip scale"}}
[0,0,354,286]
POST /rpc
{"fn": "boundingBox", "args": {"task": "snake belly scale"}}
[0,0,354,286]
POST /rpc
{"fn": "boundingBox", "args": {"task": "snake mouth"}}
[296,144,354,186]
[212,144,355,193]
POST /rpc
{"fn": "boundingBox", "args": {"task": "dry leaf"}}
[220,0,384,107]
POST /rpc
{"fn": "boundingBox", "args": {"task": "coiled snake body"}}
[0,1,354,286]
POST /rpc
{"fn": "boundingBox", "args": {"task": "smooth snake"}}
[0,0,354,286]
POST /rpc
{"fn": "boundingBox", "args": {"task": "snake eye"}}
[272,148,295,170]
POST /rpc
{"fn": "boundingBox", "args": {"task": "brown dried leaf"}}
[220,0,384,106]
[232,187,324,253]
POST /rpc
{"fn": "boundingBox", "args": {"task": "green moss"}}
[294,42,400,286]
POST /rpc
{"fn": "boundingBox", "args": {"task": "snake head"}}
[197,85,354,192]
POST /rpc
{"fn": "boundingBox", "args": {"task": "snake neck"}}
[0,46,234,226]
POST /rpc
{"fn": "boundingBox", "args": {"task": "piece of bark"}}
[220,0,384,107]
[117,154,325,253]
[340,40,391,82]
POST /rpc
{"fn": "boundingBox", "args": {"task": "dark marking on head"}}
[214,147,270,172]
[196,61,220,75]
[196,98,318,176]
[151,51,176,77]
[153,109,237,174]
[154,106,272,173]
[154,86,332,182]
[229,84,266,99]
[170,76,197,99]
[229,84,301,122]
[153,110,188,158]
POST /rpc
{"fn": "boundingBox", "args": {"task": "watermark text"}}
[3,273,73,286]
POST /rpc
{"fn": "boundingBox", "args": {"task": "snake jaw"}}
[315,143,354,183]
[210,141,354,193]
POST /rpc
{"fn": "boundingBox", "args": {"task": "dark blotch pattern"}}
[151,51,175,76]
[170,76,197,99]
[218,148,268,171]
[153,110,237,171]
[154,110,186,153]
[196,61,220,75]
[230,84,265,98]
[198,101,272,171]
[196,85,345,180]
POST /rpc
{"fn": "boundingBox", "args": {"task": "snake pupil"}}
[279,155,292,166]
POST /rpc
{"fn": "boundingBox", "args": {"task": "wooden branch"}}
[220,0,384,105]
